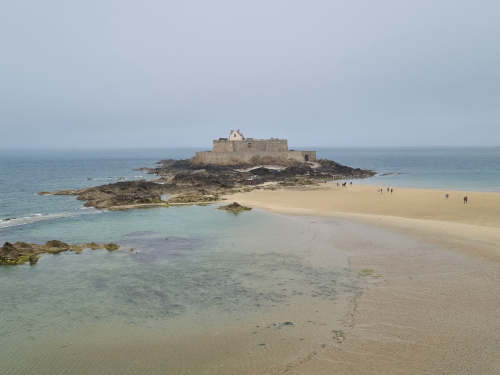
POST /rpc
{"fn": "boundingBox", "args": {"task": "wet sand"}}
[280,220,500,374]
[227,184,500,260]
[222,185,500,374]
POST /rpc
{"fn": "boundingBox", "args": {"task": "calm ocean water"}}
[1,147,498,225]
[319,147,500,192]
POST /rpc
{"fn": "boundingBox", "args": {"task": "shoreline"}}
[225,183,500,260]
[357,180,500,194]
[225,184,500,373]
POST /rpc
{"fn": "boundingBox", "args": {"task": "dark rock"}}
[45,240,70,249]
[29,254,40,265]
[1,242,17,254]
[86,242,103,250]
[104,243,120,251]
[218,202,252,214]
[14,242,33,250]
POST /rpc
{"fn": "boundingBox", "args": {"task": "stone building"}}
[193,130,316,165]
[229,129,244,141]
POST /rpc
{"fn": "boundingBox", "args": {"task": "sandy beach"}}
[281,220,500,374]
[222,184,500,374]
[227,184,500,260]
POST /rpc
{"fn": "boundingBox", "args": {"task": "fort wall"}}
[192,134,316,165]
[213,139,288,153]
[193,150,316,165]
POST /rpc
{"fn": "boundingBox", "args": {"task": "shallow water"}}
[0,207,363,374]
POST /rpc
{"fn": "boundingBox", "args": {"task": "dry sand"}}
[223,184,500,374]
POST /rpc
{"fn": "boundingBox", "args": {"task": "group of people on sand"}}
[378,187,394,194]
[336,184,470,205]
[445,193,470,205]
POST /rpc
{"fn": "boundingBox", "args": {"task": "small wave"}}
[86,176,129,182]
[0,209,102,229]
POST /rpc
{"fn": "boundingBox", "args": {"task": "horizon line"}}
[1,145,499,152]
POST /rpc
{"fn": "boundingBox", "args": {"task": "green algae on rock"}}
[0,241,121,266]
[104,243,120,251]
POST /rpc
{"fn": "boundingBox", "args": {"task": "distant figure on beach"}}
[350,181,352,185]
[390,188,393,194]
[445,193,449,199]
[464,195,468,205]
[387,187,390,192]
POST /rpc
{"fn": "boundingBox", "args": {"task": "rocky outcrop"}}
[39,158,375,209]
[0,241,120,265]
[39,180,170,209]
[218,202,252,214]
[168,191,219,204]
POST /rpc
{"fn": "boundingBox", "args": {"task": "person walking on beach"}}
[445,193,449,199]
[464,195,468,205]
[390,188,393,194]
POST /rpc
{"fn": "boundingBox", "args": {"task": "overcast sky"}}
[1,0,499,149]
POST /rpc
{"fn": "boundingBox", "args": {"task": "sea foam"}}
[0,209,101,229]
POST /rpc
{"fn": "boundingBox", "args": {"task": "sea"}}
[0,147,498,374]
[1,147,498,225]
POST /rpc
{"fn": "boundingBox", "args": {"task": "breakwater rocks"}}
[218,202,252,214]
[39,158,375,210]
[0,241,120,265]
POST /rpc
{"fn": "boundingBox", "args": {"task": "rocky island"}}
[39,131,375,209]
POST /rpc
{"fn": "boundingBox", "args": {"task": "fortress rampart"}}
[193,132,316,166]
[213,138,288,153]
[194,150,316,165]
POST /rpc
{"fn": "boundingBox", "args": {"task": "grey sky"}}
[1,0,499,149]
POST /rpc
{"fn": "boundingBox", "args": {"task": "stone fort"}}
[193,130,317,165]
